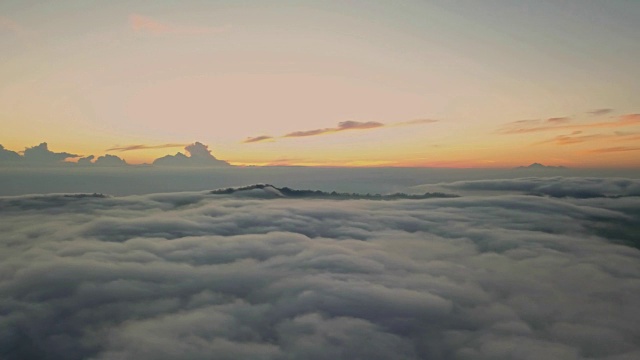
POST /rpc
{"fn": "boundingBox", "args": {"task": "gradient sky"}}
[1,0,639,167]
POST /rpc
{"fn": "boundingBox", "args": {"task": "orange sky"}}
[1,1,640,168]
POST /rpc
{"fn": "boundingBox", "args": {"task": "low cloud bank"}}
[1,182,640,359]
[413,177,640,198]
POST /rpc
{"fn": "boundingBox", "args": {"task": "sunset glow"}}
[1,1,639,168]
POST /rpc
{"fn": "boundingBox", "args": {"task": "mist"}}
[1,175,640,359]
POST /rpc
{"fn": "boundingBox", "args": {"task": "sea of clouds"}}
[1,177,640,359]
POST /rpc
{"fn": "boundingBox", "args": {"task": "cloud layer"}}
[1,180,639,359]
[413,176,640,198]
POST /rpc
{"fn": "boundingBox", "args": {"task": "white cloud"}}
[1,182,639,359]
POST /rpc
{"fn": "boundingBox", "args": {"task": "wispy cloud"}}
[587,146,640,153]
[587,108,614,116]
[244,118,438,143]
[393,118,439,126]
[129,14,228,35]
[535,129,640,146]
[535,132,605,145]
[106,143,187,152]
[243,136,274,144]
[284,121,384,138]
[499,114,640,134]
[546,117,571,124]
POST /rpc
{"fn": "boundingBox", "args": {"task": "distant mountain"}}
[211,184,458,200]
[515,163,567,170]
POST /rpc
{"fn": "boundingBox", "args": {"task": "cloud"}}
[534,133,605,145]
[243,136,274,144]
[94,154,128,166]
[129,14,228,35]
[1,180,640,359]
[394,119,439,126]
[534,130,640,146]
[246,118,437,143]
[77,155,95,166]
[0,144,22,163]
[284,121,384,138]
[106,143,187,152]
[588,146,640,154]
[588,109,614,116]
[546,117,571,124]
[22,142,78,165]
[0,144,129,167]
[153,142,231,167]
[413,176,640,198]
[499,114,640,134]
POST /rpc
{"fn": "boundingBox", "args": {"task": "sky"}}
[1,0,640,167]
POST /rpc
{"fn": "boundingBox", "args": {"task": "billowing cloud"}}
[153,142,230,167]
[106,143,187,152]
[77,155,95,166]
[1,178,639,359]
[243,136,274,144]
[94,154,128,166]
[22,142,78,165]
[0,144,22,163]
[499,114,640,134]
[129,14,228,35]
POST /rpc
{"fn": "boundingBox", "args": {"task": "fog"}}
[1,176,640,359]
[1,166,638,196]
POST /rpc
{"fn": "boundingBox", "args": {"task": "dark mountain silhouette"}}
[211,184,458,200]
[516,163,567,170]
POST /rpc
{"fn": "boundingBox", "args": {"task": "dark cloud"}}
[106,143,187,152]
[588,108,614,116]
[243,135,274,144]
[22,142,78,164]
[1,179,640,359]
[0,144,22,163]
[0,143,129,167]
[152,142,231,167]
[77,155,95,166]
[94,154,128,166]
